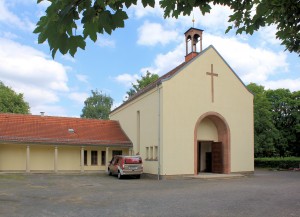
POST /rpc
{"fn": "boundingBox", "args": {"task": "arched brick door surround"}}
[194,112,231,174]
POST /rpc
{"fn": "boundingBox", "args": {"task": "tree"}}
[266,88,298,157]
[0,81,30,114]
[34,0,300,58]
[126,71,159,99]
[81,90,113,119]
[290,91,300,156]
[247,83,300,157]
[247,83,278,157]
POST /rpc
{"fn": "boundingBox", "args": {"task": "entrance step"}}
[186,173,245,180]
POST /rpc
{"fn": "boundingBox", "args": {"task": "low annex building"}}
[110,28,254,177]
[0,113,132,172]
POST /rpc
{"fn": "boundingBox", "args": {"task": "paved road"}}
[0,170,299,217]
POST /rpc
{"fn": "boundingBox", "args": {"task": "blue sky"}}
[0,0,299,117]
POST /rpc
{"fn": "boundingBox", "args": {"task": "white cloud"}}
[144,42,185,75]
[68,92,89,105]
[0,31,18,39]
[201,34,288,84]
[0,0,35,31]
[114,73,139,87]
[139,32,290,90]
[61,54,76,63]
[169,5,232,32]
[137,21,180,46]
[0,38,70,114]
[259,25,281,46]
[97,37,116,48]
[263,79,300,92]
[196,5,232,31]
[129,0,162,19]
[76,74,89,83]
[31,105,68,117]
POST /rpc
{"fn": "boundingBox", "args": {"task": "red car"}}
[107,155,143,179]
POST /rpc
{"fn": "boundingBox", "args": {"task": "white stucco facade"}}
[110,45,254,176]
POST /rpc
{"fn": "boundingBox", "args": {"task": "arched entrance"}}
[194,112,230,175]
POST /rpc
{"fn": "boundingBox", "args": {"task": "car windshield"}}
[124,157,141,164]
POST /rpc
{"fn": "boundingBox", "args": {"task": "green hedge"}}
[255,157,300,169]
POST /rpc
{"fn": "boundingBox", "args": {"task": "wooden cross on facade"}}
[206,64,218,103]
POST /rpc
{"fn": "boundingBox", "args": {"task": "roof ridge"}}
[0,113,117,122]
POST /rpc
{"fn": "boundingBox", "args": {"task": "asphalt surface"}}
[0,170,299,217]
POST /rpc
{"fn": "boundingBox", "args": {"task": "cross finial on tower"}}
[192,14,195,28]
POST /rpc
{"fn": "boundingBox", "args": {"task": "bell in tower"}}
[184,27,204,62]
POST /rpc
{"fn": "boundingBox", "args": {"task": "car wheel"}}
[136,175,141,179]
[108,169,112,176]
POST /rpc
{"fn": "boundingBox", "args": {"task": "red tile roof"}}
[0,113,132,147]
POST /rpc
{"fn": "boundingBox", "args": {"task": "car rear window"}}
[124,157,142,164]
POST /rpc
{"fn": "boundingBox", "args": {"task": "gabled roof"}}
[111,60,189,113]
[0,113,132,147]
[111,45,252,113]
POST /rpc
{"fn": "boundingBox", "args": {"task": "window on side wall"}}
[101,151,106,166]
[154,146,158,160]
[91,150,98,165]
[112,150,122,156]
[84,150,88,165]
[146,147,149,160]
[150,146,153,160]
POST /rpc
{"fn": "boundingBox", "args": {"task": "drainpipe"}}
[157,82,161,180]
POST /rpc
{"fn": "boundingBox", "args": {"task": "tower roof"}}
[184,27,204,35]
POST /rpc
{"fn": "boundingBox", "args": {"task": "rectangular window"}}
[150,146,153,160]
[101,151,106,166]
[112,150,122,156]
[137,111,140,154]
[146,147,149,160]
[91,150,98,165]
[84,150,88,165]
[154,146,158,160]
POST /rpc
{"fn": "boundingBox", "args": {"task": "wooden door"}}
[212,142,223,173]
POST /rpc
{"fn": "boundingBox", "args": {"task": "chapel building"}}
[110,27,254,177]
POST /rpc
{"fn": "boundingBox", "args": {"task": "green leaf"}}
[225,26,232,34]
[76,36,86,50]
[112,10,128,28]
[51,48,58,59]
[200,4,211,15]
[83,21,98,42]
[236,27,244,35]
[125,0,138,8]
[141,0,155,7]
[38,31,47,44]
[188,0,195,6]
[57,33,69,55]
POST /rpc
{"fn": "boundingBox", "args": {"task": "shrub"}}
[255,157,300,169]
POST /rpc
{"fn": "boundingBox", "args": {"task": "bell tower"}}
[184,27,204,62]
